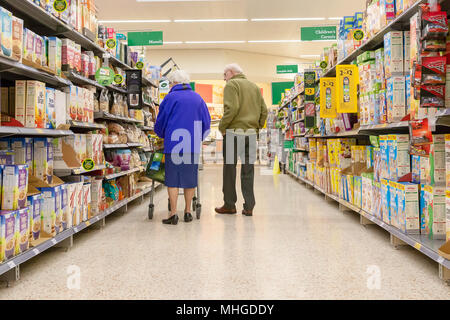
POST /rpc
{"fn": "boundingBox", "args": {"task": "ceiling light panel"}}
[174,19,248,22]
[251,18,326,21]
[98,19,172,23]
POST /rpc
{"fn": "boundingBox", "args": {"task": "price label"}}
[51,239,57,245]
[85,221,91,227]
[33,248,40,256]
[74,227,79,233]
[414,243,422,251]
[305,88,315,96]
[438,257,445,264]
[7,261,16,269]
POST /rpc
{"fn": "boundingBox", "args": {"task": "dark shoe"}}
[215,206,237,214]
[184,212,193,223]
[242,209,253,216]
[162,215,179,225]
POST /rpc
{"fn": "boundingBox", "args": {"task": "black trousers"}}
[222,134,256,211]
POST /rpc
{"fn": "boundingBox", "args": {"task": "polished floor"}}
[1,165,449,299]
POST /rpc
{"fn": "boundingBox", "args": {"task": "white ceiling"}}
[96,0,366,59]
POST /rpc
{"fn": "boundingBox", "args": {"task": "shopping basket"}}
[146,151,202,220]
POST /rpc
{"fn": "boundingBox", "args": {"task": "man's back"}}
[219,73,268,133]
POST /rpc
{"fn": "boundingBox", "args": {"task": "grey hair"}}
[168,70,191,84]
[224,63,243,74]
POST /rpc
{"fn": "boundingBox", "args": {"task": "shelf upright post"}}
[0,266,20,287]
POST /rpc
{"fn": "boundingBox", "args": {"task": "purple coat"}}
[154,84,211,154]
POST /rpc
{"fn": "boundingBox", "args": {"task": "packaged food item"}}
[10,138,33,175]
[1,7,13,58]
[15,208,30,255]
[15,80,27,126]
[46,87,56,129]
[60,184,69,231]
[55,89,67,128]
[384,31,404,78]
[421,11,448,40]
[34,35,44,66]
[420,85,445,108]
[11,17,23,62]
[33,138,49,183]
[66,85,78,120]
[421,185,446,240]
[388,134,410,181]
[62,38,74,71]
[27,194,42,242]
[25,81,46,128]
[90,179,103,218]
[46,137,54,184]
[99,89,109,112]
[0,211,17,260]
[82,183,90,222]
[38,187,57,237]
[386,76,406,123]
[1,165,29,211]
[396,182,419,234]
[48,37,62,76]
[23,29,35,62]
[77,86,84,121]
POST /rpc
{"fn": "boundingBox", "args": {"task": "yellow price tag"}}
[414,243,421,251]
[85,221,91,227]
[305,88,315,96]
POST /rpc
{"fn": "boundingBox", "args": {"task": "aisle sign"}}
[276,65,298,74]
[128,32,163,46]
[320,78,337,118]
[336,65,359,113]
[301,26,337,41]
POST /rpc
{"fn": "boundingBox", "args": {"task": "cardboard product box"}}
[42,36,49,68]
[388,134,410,181]
[15,80,26,126]
[26,81,46,128]
[10,138,33,175]
[372,181,382,219]
[1,7,13,59]
[74,182,83,226]
[446,134,450,189]
[79,134,87,163]
[60,184,69,231]
[74,44,81,74]
[0,211,17,261]
[353,176,362,208]
[66,85,77,121]
[34,35,44,66]
[27,194,42,242]
[403,31,410,75]
[1,165,29,211]
[446,190,450,241]
[46,88,56,129]
[11,16,23,62]
[421,185,446,239]
[381,179,391,225]
[33,138,49,183]
[55,89,67,128]
[61,39,74,71]
[389,180,398,228]
[386,77,406,123]
[362,173,374,213]
[446,67,450,108]
[82,183,91,222]
[0,150,14,165]
[396,182,420,234]
[379,135,389,180]
[384,31,404,78]
[373,148,381,182]
[412,155,421,184]
[66,182,78,229]
[77,86,84,121]
[15,208,30,255]
[90,179,103,217]
[38,187,57,237]
[23,29,35,62]
[405,75,411,115]
[48,37,62,76]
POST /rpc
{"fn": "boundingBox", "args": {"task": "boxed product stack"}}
[337,13,364,62]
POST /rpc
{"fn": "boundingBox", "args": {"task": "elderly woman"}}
[154,70,211,225]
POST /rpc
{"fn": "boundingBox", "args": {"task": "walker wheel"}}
[196,204,202,219]
[148,204,154,220]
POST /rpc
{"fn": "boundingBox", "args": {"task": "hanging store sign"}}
[320,78,337,118]
[336,64,359,113]
[301,26,337,41]
[127,31,163,46]
[304,70,316,129]
[276,65,298,74]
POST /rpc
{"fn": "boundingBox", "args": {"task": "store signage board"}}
[301,26,337,41]
[276,65,298,74]
[116,33,127,40]
[128,32,163,46]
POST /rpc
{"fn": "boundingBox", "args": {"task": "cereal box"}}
[15,80,27,126]
[426,134,445,186]
[27,194,42,241]
[74,182,83,226]
[77,86,84,121]
[11,138,33,176]
[384,31,404,78]
[379,135,389,180]
[46,87,56,129]
[26,81,46,128]
[0,214,5,262]
[446,190,450,241]
[11,17,23,62]
[389,181,398,228]
[66,183,77,229]
[403,31,410,75]
[23,28,35,62]
[47,138,54,185]
[381,179,391,225]
[38,187,59,237]
[446,134,450,189]
[82,183,91,222]
[388,134,410,181]
[33,138,48,183]
[34,35,44,66]
[0,211,17,260]
[48,37,62,76]
[421,185,446,239]
[396,182,419,234]
[66,85,78,121]
[15,208,30,255]
[60,184,69,231]
[373,181,382,219]
[386,77,406,123]
[1,165,29,210]
[1,7,13,58]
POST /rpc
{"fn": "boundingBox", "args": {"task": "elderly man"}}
[215,63,268,217]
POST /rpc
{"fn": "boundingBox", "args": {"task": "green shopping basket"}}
[145,149,165,184]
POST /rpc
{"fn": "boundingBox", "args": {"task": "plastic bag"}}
[99,89,109,112]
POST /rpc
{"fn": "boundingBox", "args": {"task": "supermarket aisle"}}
[1,165,449,300]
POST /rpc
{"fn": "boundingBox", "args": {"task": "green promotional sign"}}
[301,26,337,41]
[128,32,163,46]
[82,159,95,171]
[353,29,364,41]
[106,39,117,49]
[114,74,124,85]
[95,67,115,86]
[53,0,68,12]
[276,65,298,74]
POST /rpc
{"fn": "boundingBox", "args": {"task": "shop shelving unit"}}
[286,171,450,282]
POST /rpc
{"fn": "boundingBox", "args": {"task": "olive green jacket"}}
[219,74,268,134]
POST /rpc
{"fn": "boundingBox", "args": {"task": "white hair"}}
[224,63,243,74]
[168,70,191,84]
